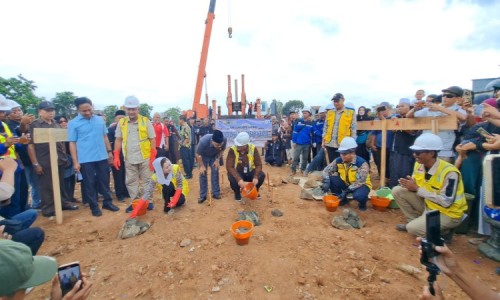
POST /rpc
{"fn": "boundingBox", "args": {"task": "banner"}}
[215,119,272,147]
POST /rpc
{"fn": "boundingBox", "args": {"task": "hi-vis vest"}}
[119,115,151,160]
[152,164,189,196]
[231,144,256,172]
[324,108,354,144]
[0,122,17,159]
[336,156,372,189]
[413,159,467,219]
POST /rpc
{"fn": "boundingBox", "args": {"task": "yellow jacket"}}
[336,156,372,189]
[0,122,17,159]
[324,108,355,145]
[413,160,467,219]
[152,164,189,196]
[231,144,256,172]
[118,115,151,159]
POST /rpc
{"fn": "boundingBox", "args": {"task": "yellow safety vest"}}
[0,122,17,159]
[152,164,189,197]
[324,108,354,144]
[336,156,372,189]
[231,144,256,172]
[413,159,467,219]
[118,115,151,160]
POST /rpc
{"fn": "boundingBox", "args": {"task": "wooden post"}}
[380,119,387,187]
[33,128,67,224]
[431,119,437,134]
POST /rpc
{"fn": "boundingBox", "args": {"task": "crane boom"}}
[192,0,216,119]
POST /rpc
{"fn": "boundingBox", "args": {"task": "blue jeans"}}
[180,146,193,177]
[329,175,370,204]
[199,156,220,198]
[24,165,41,209]
[0,170,23,218]
[80,159,113,211]
[306,147,325,172]
[11,209,38,230]
[13,227,45,255]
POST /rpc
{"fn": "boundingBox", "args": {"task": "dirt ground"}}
[28,162,500,300]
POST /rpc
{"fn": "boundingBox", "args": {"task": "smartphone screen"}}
[476,127,492,138]
[474,104,484,116]
[425,210,443,247]
[58,262,81,296]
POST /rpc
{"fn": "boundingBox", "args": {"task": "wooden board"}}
[357,116,458,131]
[33,128,67,143]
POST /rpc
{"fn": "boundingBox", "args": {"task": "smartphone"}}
[483,154,500,207]
[58,261,81,296]
[474,104,484,116]
[476,127,492,138]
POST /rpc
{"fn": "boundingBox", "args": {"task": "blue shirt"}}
[67,114,108,163]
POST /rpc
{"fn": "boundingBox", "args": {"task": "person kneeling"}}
[264,133,284,167]
[148,157,188,213]
[392,133,467,237]
[322,137,371,211]
[226,132,266,201]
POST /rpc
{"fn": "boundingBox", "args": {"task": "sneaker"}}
[198,197,207,204]
[235,194,242,201]
[62,204,79,211]
[42,211,55,218]
[103,203,120,212]
[147,203,154,210]
[395,224,407,232]
[125,205,133,213]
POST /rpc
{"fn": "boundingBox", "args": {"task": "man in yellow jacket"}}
[113,96,156,208]
[393,133,468,237]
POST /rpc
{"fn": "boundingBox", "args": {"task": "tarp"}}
[215,119,272,147]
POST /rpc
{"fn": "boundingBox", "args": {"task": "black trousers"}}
[325,146,340,164]
[162,182,186,209]
[111,153,129,199]
[13,227,45,255]
[227,170,265,197]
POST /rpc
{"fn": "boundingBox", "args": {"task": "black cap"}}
[331,93,344,101]
[441,86,464,97]
[38,101,55,110]
[212,130,224,143]
[114,110,126,117]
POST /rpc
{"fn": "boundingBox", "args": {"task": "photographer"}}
[393,133,468,237]
[417,238,500,300]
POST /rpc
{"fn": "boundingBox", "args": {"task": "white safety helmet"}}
[7,100,21,109]
[318,106,326,114]
[0,95,11,111]
[234,132,250,147]
[409,133,443,151]
[124,95,140,108]
[302,106,311,113]
[337,137,357,153]
[325,103,334,110]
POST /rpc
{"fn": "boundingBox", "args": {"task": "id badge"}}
[244,167,248,173]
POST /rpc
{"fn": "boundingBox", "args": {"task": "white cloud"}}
[1,0,499,114]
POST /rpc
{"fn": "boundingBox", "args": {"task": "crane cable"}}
[227,0,232,38]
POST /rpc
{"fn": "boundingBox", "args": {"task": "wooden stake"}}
[49,129,63,224]
[324,147,330,165]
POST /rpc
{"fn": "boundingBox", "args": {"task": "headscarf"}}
[153,157,173,186]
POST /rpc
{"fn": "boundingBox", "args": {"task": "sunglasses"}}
[442,94,456,98]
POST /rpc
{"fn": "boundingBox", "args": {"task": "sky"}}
[1,0,500,114]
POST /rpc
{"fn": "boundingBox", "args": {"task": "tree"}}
[52,91,77,118]
[139,103,153,119]
[103,105,120,125]
[282,100,304,116]
[0,74,43,110]
[164,107,182,124]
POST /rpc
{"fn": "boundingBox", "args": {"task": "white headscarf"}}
[153,157,173,186]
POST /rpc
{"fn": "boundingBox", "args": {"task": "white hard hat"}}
[0,95,11,111]
[302,106,311,113]
[7,100,21,109]
[124,95,140,108]
[409,133,443,151]
[337,137,357,153]
[325,103,334,110]
[318,106,326,114]
[234,132,250,147]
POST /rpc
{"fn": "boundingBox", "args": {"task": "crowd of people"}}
[0,83,500,298]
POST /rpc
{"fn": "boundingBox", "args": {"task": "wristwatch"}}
[33,163,39,167]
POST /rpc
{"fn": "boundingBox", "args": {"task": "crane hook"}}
[228,26,232,38]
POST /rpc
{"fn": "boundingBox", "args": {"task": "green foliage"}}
[164,107,182,124]
[0,74,43,110]
[52,91,77,118]
[103,105,120,125]
[282,100,304,116]
[139,103,153,118]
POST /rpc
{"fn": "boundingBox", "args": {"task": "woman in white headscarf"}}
[143,157,189,213]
